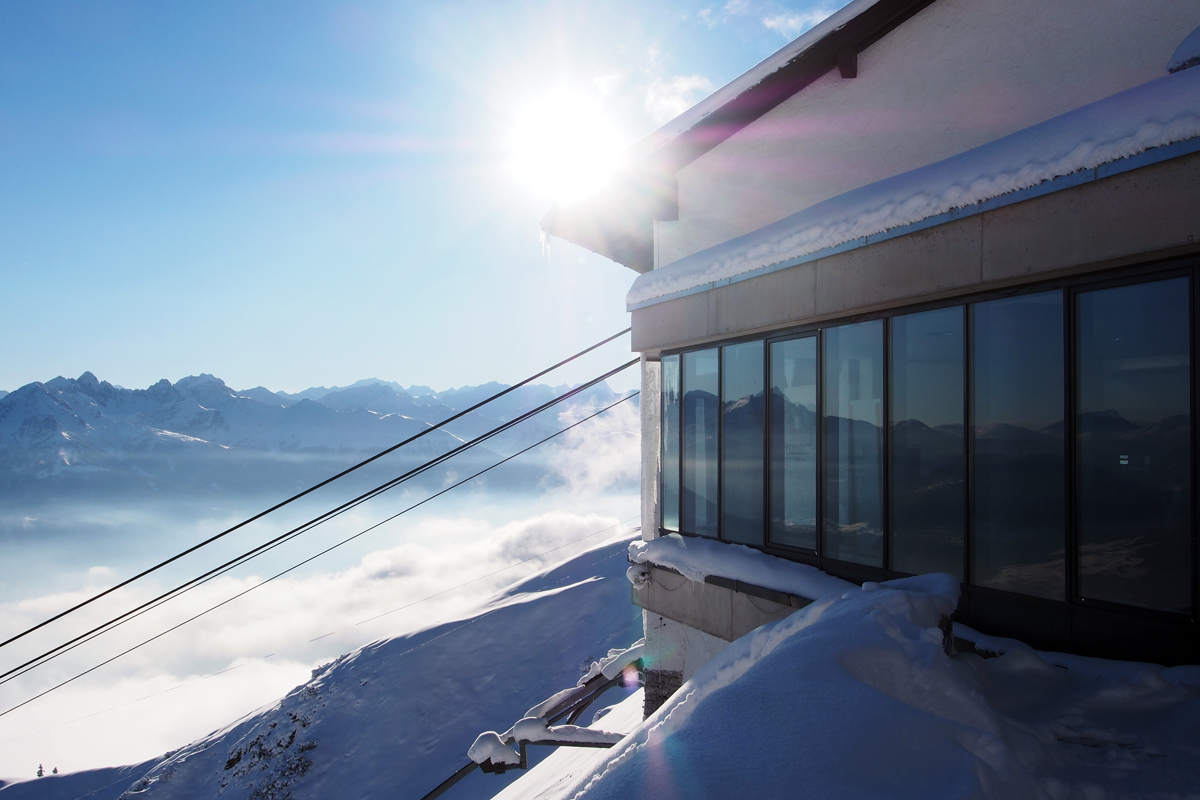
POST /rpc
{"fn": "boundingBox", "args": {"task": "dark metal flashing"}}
[636,558,813,610]
[541,0,937,272]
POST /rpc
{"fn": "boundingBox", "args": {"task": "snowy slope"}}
[0,536,643,800]
[511,573,1200,800]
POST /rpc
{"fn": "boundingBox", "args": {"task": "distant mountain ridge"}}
[0,371,629,502]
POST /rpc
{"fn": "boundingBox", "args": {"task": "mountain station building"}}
[543,0,1200,710]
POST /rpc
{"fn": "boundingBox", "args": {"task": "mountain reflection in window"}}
[682,349,719,537]
[890,308,965,577]
[722,341,765,545]
[823,321,884,566]
[1076,278,1192,613]
[971,292,1065,600]
[770,337,818,549]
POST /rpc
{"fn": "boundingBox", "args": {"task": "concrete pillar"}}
[642,611,729,717]
[639,355,660,543]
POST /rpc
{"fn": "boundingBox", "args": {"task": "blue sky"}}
[0,0,843,394]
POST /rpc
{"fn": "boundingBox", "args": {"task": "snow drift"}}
[628,532,852,601]
[516,573,1200,799]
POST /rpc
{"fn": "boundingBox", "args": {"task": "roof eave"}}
[541,0,937,271]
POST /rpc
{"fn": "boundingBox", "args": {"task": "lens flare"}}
[509,88,624,201]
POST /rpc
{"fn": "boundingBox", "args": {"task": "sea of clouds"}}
[0,396,640,780]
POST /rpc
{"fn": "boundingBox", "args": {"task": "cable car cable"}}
[0,390,638,719]
[0,327,632,652]
[0,360,638,685]
[0,516,640,746]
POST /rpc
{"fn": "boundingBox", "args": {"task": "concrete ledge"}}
[632,564,811,642]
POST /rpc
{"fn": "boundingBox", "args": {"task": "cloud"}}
[762,7,836,38]
[547,399,640,496]
[695,1,837,38]
[644,75,716,125]
[0,508,638,777]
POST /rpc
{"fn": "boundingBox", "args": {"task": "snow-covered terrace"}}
[627,66,1200,310]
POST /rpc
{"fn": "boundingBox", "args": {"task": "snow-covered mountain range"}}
[0,372,630,502]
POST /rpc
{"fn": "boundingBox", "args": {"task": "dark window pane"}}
[1076,278,1192,612]
[722,341,765,545]
[971,291,1065,600]
[890,307,965,578]
[662,355,681,532]
[682,349,719,537]
[823,321,884,566]
[770,337,819,549]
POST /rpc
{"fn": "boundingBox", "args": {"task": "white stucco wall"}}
[655,0,1200,267]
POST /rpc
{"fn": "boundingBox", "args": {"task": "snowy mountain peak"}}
[175,374,231,394]
[0,369,630,499]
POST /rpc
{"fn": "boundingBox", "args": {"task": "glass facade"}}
[970,292,1065,600]
[769,337,818,549]
[659,269,1196,621]
[721,341,765,545]
[681,348,719,538]
[890,307,965,577]
[823,321,884,567]
[1076,278,1192,612]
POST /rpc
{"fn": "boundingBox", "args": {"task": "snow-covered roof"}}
[627,67,1200,310]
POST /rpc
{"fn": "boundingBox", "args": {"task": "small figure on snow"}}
[53,767,58,775]
[37,765,43,778]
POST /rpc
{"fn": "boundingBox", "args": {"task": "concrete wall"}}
[633,565,805,654]
[635,150,1200,354]
[643,612,729,680]
[655,0,1199,268]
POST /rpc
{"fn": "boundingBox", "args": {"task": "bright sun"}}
[509,89,624,202]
